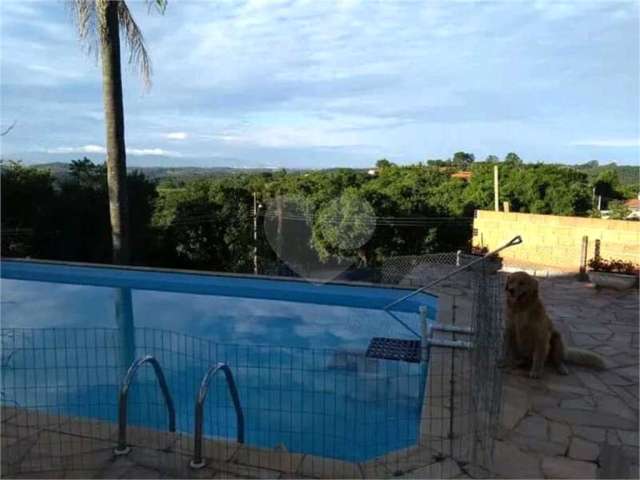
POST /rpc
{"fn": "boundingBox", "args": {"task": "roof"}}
[451,171,472,180]
[624,198,640,210]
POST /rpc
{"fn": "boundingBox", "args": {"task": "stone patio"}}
[493,277,639,479]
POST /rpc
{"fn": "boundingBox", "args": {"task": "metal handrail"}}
[383,235,523,311]
[190,363,244,469]
[114,355,176,455]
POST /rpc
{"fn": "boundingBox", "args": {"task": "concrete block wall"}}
[472,210,640,272]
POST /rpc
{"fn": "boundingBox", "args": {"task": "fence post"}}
[448,296,457,458]
[493,165,499,212]
[419,306,429,360]
[594,239,601,262]
[579,236,589,280]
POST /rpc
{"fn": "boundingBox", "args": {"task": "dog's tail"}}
[565,348,607,370]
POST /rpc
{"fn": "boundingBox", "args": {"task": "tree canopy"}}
[2,154,637,274]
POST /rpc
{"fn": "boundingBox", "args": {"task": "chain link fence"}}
[1,252,505,478]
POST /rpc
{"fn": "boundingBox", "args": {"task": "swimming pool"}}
[0,259,437,462]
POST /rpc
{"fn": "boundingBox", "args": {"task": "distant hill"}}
[24,160,640,189]
[31,162,282,183]
[572,161,639,187]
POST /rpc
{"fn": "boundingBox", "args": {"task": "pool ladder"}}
[190,363,244,469]
[114,355,176,456]
[113,355,244,469]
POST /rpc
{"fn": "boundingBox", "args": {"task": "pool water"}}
[0,260,437,461]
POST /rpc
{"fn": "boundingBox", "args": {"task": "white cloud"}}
[211,125,363,149]
[570,139,640,148]
[45,145,181,157]
[127,147,181,157]
[166,132,188,140]
[3,0,639,166]
[46,145,106,154]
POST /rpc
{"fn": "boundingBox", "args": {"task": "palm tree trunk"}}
[97,0,130,265]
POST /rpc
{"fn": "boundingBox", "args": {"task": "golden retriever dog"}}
[502,271,606,378]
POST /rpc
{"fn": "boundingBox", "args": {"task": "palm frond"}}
[67,0,98,58]
[68,0,164,89]
[0,121,16,137]
[147,0,167,15]
[117,1,153,89]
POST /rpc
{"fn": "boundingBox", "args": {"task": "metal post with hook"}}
[383,235,523,312]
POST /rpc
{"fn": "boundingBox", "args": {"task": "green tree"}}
[426,158,448,167]
[69,157,107,189]
[312,189,376,265]
[69,0,166,264]
[504,152,523,165]
[592,169,623,200]
[607,200,632,220]
[452,151,475,169]
[464,162,591,216]
[0,161,56,257]
[375,159,395,170]
[153,179,255,272]
[485,154,499,163]
[2,159,158,263]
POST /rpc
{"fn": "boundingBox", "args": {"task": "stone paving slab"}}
[494,277,639,479]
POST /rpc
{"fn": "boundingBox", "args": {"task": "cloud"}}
[2,0,639,166]
[127,147,182,157]
[46,145,106,155]
[45,145,182,157]
[570,139,640,148]
[166,132,188,140]
[210,124,364,149]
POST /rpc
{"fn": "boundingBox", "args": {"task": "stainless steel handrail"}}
[190,363,244,469]
[383,235,523,311]
[114,355,176,455]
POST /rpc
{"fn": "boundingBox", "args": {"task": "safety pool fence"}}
[0,254,505,479]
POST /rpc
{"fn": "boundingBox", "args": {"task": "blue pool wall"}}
[0,259,438,316]
[1,327,426,462]
[0,259,439,461]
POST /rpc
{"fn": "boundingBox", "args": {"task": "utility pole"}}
[494,164,500,212]
[253,192,259,275]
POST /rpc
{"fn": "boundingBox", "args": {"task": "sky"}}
[0,0,638,169]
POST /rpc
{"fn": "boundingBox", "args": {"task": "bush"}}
[588,258,639,275]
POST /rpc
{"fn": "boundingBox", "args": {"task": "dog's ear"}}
[528,276,539,297]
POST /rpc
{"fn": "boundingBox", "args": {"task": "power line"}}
[157,212,472,228]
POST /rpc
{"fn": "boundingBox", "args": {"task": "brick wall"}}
[472,210,640,272]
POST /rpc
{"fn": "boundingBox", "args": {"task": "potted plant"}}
[587,257,639,290]
[469,245,503,273]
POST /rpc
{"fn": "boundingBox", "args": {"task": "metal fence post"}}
[579,235,589,279]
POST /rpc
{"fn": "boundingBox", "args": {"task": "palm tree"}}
[69,0,166,264]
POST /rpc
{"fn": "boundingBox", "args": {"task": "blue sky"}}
[1,0,638,168]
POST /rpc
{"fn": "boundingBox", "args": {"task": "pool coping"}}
[0,257,439,298]
[1,393,454,479]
